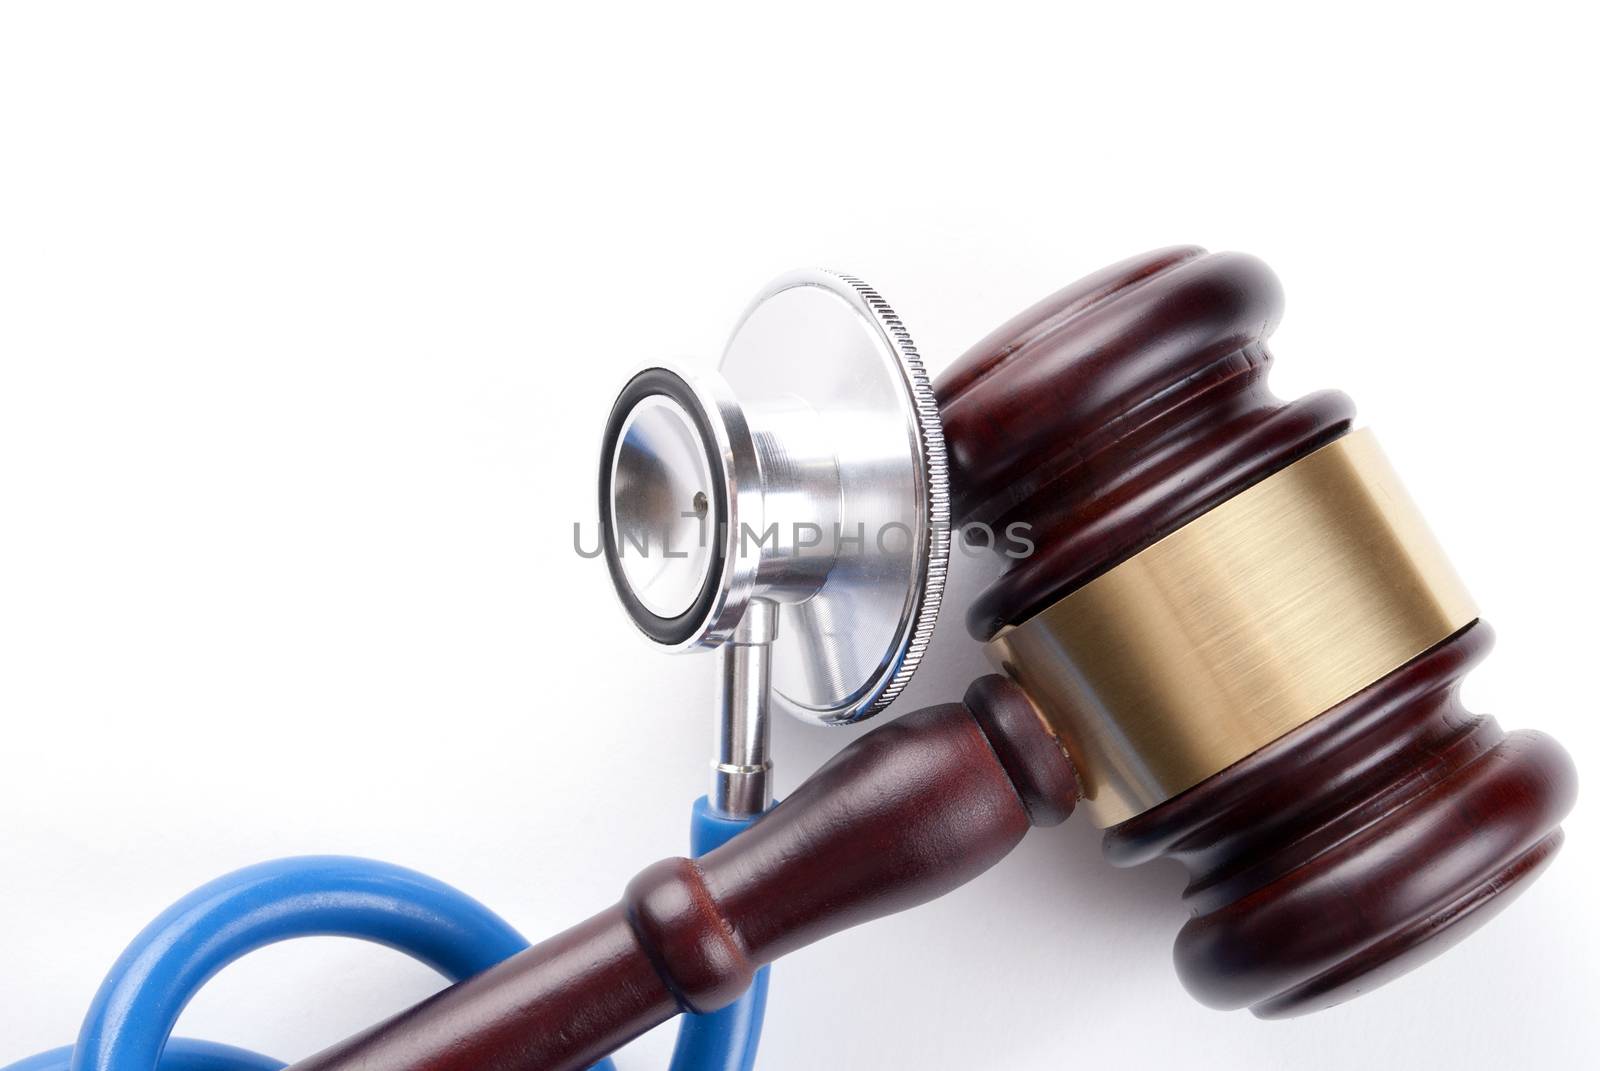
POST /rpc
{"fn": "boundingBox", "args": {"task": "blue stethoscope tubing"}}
[4,798,769,1071]
[669,800,770,1071]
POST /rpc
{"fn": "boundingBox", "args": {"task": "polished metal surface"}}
[599,270,948,726]
[608,395,718,618]
[987,429,1479,827]
[718,271,949,725]
[713,597,776,817]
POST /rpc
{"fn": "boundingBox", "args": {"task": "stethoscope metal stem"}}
[712,597,776,818]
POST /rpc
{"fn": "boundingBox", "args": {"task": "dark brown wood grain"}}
[283,677,1077,1071]
[1104,621,1576,1016]
[936,246,1577,1016]
[281,246,1576,1071]
[936,245,1353,640]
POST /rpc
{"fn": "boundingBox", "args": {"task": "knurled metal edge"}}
[828,271,951,721]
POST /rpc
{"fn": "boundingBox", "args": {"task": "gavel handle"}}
[285,677,1078,1071]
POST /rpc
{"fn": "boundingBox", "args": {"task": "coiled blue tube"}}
[665,799,770,1071]
[5,1039,283,1071]
[1,856,616,1071]
[6,805,771,1071]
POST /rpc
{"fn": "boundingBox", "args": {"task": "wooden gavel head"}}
[278,255,1581,1071]
[935,246,1577,1017]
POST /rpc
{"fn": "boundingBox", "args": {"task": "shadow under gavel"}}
[285,247,1576,1071]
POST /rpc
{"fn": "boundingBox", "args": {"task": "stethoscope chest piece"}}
[599,270,948,736]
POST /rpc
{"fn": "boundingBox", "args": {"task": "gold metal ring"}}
[986,429,1477,827]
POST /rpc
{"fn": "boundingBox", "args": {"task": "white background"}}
[2,3,1595,1069]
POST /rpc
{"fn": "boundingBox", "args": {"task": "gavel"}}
[285,248,1577,1071]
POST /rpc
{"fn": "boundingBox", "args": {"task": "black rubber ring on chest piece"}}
[597,367,730,647]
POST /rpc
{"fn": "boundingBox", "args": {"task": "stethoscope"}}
[6,269,949,1071]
